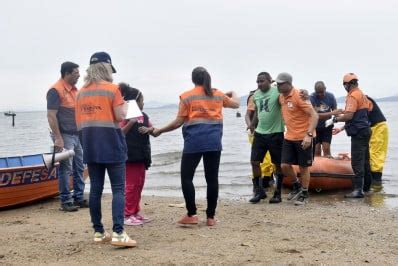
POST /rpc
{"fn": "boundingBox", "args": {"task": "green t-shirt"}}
[253,85,284,134]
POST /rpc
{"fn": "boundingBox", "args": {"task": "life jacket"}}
[51,79,77,109]
[344,88,371,136]
[75,81,127,164]
[49,79,78,134]
[179,86,225,153]
[125,112,151,168]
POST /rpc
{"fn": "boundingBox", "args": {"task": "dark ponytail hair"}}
[119,82,142,101]
[192,67,213,97]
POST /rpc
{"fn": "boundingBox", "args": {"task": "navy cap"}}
[89,51,116,73]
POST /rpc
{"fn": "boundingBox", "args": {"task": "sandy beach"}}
[1,194,398,265]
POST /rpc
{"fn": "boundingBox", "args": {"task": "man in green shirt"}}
[248,72,285,204]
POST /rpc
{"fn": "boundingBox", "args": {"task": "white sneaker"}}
[111,231,137,247]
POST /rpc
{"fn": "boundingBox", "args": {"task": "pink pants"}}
[124,162,146,217]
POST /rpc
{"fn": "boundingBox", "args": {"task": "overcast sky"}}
[1,0,397,111]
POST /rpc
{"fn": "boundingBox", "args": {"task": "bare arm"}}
[305,107,319,134]
[244,109,253,129]
[318,109,343,120]
[224,91,240,109]
[153,116,185,137]
[335,112,354,122]
[301,107,319,149]
[47,109,63,151]
[120,118,138,135]
[113,102,128,122]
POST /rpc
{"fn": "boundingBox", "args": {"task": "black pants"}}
[180,151,221,218]
[351,128,371,190]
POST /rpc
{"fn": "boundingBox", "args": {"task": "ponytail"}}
[192,67,213,97]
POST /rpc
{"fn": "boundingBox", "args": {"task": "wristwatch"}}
[306,132,314,137]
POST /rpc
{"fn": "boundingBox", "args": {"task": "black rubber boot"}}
[371,171,383,192]
[269,174,283,204]
[363,169,372,192]
[371,171,382,186]
[249,177,266,203]
[251,178,257,194]
[345,178,364,198]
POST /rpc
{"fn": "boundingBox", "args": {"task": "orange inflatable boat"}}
[283,155,354,191]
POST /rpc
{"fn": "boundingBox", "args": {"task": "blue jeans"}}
[88,162,125,234]
[58,134,85,204]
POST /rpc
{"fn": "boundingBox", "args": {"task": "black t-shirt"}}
[367,96,386,127]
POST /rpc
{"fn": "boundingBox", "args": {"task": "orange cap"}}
[343,73,358,83]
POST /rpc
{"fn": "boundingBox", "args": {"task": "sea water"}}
[1,102,397,208]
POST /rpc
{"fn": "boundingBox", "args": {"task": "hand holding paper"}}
[325,115,335,128]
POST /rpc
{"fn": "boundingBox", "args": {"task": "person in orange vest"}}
[75,52,136,247]
[47,61,87,212]
[328,73,372,198]
[153,67,240,226]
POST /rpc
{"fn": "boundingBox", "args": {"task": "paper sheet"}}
[126,100,143,119]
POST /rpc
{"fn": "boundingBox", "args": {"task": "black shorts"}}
[250,132,283,165]
[315,126,333,144]
[281,139,314,167]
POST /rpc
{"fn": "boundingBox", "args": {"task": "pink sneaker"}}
[124,215,143,226]
[134,213,151,223]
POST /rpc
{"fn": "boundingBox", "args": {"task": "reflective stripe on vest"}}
[76,83,119,129]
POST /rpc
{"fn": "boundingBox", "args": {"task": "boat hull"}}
[0,165,64,209]
[283,156,354,191]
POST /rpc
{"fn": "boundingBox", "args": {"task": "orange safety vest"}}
[50,79,77,108]
[76,82,122,130]
[179,86,225,126]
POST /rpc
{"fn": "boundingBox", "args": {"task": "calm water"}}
[1,102,397,208]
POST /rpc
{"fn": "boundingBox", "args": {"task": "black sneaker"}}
[294,191,309,206]
[60,202,78,212]
[287,182,302,201]
[74,199,89,208]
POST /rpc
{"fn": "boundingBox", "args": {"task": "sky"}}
[1,0,397,111]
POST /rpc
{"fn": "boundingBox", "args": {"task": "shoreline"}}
[1,194,398,265]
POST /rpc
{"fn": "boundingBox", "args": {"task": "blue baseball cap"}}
[89,51,116,73]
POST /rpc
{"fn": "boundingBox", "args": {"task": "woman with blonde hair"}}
[75,52,136,247]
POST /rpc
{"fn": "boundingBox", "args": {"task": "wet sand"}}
[1,194,398,265]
